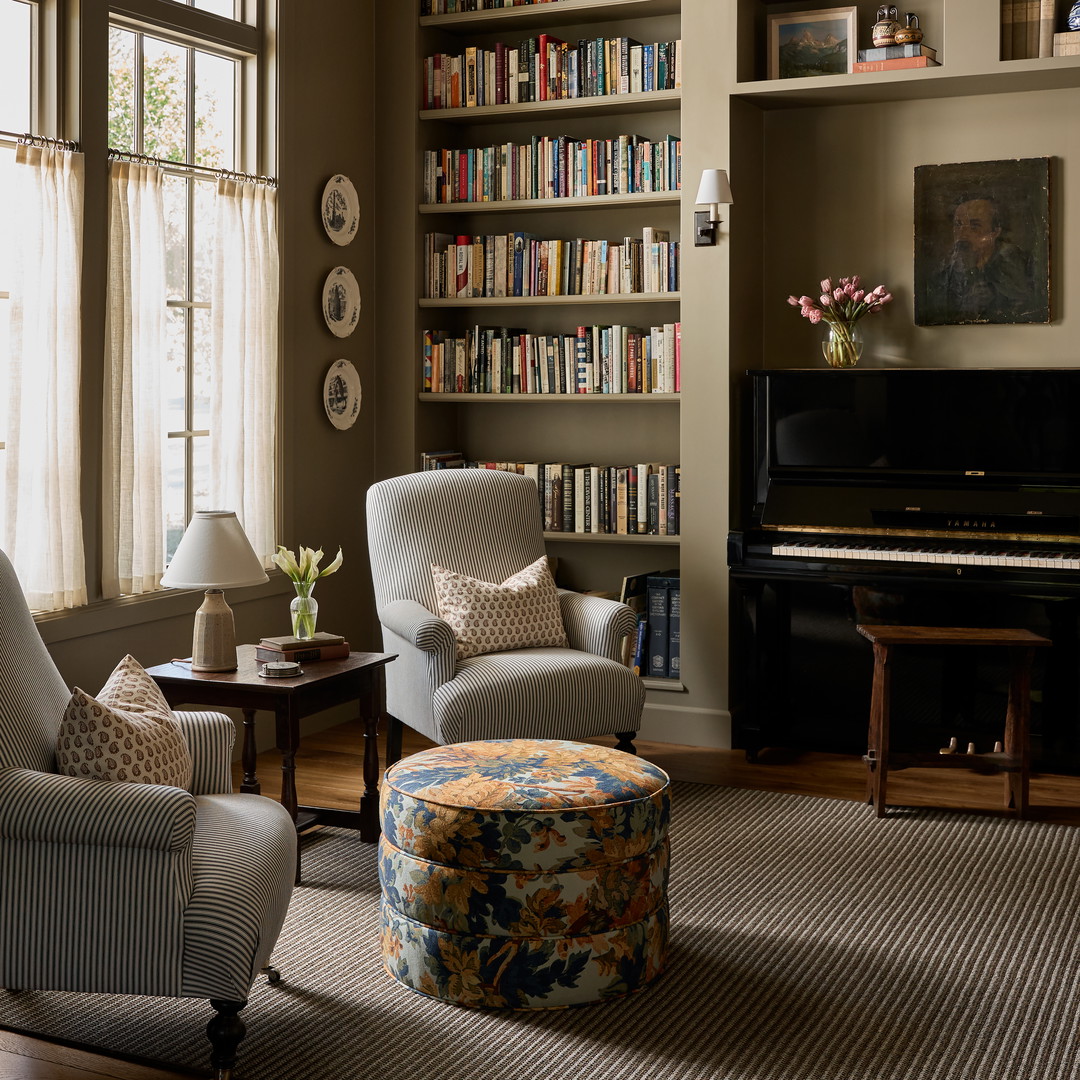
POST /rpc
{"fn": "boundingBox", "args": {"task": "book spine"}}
[631,614,648,675]
[666,585,680,680]
[646,580,669,678]
[255,642,351,663]
[852,57,940,71]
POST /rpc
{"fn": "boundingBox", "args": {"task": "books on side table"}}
[255,632,350,664]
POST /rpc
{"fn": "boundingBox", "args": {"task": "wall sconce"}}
[694,169,733,247]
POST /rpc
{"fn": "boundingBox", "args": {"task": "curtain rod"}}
[107,147,276,188]
[0,129,79,151]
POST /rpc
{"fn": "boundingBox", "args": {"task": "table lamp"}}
[161,510,269,672]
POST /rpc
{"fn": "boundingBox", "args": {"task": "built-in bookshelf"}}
[404,0,683,691]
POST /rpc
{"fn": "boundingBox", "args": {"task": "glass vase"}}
[821,322,864,369]
[289,583,318,640]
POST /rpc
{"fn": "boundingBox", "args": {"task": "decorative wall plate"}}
[321,174,359,246]
[323,358,361,430]
[322,266,361,338]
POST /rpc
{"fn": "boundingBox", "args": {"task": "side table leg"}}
[359,671,386,843]
[275,706,302,884]
[240,708,261,794]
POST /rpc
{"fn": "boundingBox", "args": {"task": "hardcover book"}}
[260,631,345,651]
[255,641,351,664]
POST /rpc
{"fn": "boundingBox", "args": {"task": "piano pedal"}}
[967,741,977,755]
[994,740,1004,753]
[939,736,958,755]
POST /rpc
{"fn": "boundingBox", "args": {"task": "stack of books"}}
[1054,30,1080,55]
[255,632,350,664]
[853,44,939,72]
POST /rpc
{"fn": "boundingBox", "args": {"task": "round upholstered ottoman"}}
[378,738,670,1009]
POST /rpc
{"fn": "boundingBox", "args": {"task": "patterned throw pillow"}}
[57,654,193,789]
[431,556,569,660]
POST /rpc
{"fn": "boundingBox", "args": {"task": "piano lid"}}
[749,368,1080,541]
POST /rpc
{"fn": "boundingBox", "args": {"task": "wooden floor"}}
[5,723,1080,1079]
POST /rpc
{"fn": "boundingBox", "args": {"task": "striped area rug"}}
[3,781,1080,1080]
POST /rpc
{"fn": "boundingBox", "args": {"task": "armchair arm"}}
[171,709,235,795]
[379,599,457,672]
[0,767,197,851]
[377,600,457,743]
[558,590,638,662]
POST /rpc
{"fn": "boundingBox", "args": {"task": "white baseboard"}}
[637,700,732,749]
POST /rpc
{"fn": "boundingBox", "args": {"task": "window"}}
[0,0,34,539]
[108,25,241,560]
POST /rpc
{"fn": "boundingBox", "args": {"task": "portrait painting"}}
[767,7,857,80]
[914,158,1051,326]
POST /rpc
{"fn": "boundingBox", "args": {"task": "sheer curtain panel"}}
[210,177,279,563]
[3,144,87,611]
[102,160,167,598]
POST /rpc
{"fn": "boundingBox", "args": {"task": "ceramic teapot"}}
[894,13,923,46]
[871,5,901,47]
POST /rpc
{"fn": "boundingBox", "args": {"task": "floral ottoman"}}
[378,738,671,1009]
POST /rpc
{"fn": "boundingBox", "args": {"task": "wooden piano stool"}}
[856,625,1052,819]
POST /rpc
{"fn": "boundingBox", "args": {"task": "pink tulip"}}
[851,275,861,289]
[807,308,823,323]
[820,278,832,293]
[799,295,816,307]
[787,295,800,306]
[833,287,845,302]
[800,306,816,318]
[852,289,865,303]
[819,293,832,307]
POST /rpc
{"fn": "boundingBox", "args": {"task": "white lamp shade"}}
[695,169,734,208]
[161,510,269,590]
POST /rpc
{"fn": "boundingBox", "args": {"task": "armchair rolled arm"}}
[171,708,235,795]
[0,767,197,851]
[379,599,457,658]
[558,590,639,662]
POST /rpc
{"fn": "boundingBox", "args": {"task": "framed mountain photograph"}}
[768,6,857,80]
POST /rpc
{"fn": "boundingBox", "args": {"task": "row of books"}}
[422,322,680,395]
[255,632,349,664]
[421,0,566,13]
[1002,0,1061,59]
[422,133,681,205]
[422,35,681,110]
[621,569,680,681]
[417,458,681,537]
[424,229,680,299]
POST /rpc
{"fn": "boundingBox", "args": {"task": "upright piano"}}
[727,368,1080,766]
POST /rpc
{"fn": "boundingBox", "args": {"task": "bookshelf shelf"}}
[734,59,1080,109]
[420,88,681,123]
[543,531,680,544]
[420,190,681,215]
[641,676,684,692]
[420,391,679,402]
[421,0,681,32]
[420,292,680,307]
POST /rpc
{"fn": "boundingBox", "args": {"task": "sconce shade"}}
[695,169,734,210]
[161,511,269,590]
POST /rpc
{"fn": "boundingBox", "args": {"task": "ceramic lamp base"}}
[191,589,239,672]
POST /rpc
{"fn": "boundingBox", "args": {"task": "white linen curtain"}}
[210,177,278,562]
[3,144,87,611]
[102,159,168,598]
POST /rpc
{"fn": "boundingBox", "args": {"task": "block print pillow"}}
[57,654,193,789]
[431,556,569,660]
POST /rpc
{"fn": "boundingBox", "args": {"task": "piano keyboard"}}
[771,540,1080,570]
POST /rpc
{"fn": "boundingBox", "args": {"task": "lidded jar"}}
[894,13,923,45]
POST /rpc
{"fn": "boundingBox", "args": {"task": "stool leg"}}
[1004,646,1034,819]
[867,642,892,817]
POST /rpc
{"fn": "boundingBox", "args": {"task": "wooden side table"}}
[147,645,396,880]
[856,625,1051,819]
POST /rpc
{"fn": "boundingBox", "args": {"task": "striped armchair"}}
[0,549,295,1080]
[366,468,645,763]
